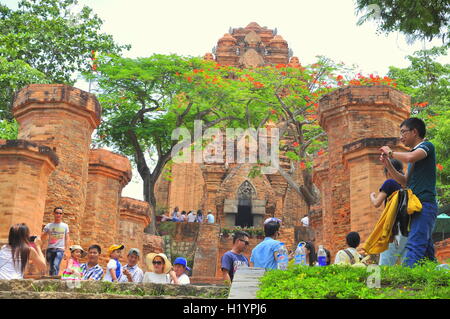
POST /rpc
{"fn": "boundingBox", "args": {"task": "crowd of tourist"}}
[160,207,215,224]
[0,208,191,285]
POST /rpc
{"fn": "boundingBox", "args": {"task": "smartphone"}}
[29,236,37,242]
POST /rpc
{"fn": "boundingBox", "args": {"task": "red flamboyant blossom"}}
[437,164,444,171]
[292,141,299,147]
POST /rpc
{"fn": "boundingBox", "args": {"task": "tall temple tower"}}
[155,23,308,231]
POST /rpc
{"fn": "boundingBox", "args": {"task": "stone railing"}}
[0,279,229,299]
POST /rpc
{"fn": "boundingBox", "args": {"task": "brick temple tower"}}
[155,23,308,231]
[12,84,101,243]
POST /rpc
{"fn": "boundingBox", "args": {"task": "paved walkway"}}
[228,267,266,299]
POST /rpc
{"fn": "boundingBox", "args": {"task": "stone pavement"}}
[228,267,266,299]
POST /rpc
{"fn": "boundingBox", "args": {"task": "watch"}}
[388,150,393,158]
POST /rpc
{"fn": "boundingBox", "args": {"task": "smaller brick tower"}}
[0,140,58,243]
[315,85,410,255]
[81,149,132,265]
[118,197,150,267]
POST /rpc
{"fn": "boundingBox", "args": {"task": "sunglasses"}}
[152,261,163,265]
[54,212,63,215]
[239,239,250,245]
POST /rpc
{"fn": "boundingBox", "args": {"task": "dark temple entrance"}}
[236,200,253,227]
[235,181,256,227]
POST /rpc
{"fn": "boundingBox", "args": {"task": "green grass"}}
[256,261,450,299]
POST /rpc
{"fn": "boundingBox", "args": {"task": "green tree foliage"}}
[355,0,450,43]
[88,54,245,233]
[0,0,129,129]
[388,46,450,205]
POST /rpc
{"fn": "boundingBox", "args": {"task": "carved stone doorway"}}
[223,181,266,227]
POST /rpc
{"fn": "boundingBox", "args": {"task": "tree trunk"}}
[278,166,318,209]
[142,173,157,235]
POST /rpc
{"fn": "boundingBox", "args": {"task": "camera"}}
[29,236,37,242]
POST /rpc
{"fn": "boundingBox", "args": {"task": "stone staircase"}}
[0,279,229,299]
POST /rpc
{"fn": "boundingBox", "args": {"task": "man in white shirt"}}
[119,248,144,283]
[207,210,215,224]
[41,207,70,276]
[301,214,309,227]
[334,232,361,265]
[187,211,197,223]
[171,257,190,285]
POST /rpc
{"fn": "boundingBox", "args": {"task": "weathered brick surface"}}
[118,197,150,267]
[0,140,58,242]
[435,238,450,263]
[168,163,205,213]
[12,84,101,244]
[191,224,220,280]
[81,149,131,266]
[214,22,289,67]
[315,85,410,256]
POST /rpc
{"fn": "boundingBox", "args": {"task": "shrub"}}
[257,261,450,299]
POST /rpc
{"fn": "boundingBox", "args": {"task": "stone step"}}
[228,267,266,299]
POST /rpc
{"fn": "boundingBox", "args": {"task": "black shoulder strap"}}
[343,249,355,265]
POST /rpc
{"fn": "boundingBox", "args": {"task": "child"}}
[369,158,408,265]
[103,244,124,282]
[61,245,86,281]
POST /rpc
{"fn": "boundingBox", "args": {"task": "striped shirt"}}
[80,263,104,281]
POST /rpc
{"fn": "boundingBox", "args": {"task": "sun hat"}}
[146,252,172,274]
[69,245,87,258]
[108,244,124,254]
[173,257,191,271]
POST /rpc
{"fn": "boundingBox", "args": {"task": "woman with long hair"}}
[304,241,317,266]
[0,223,46,279]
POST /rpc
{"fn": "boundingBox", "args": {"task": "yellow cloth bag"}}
[362,189,422,254]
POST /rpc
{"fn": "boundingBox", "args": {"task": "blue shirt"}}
[407,141,437,203]
[221,251,249,281]
[207,214,215,224]
[250,237,282,270]
[80,263,104,281]
[380,179,402,197]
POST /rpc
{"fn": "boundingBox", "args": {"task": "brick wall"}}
[191,224,220,280]
[435,238,450,263]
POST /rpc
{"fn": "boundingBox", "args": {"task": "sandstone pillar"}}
[81,149,131,265]
[118,197,150,267]
[12,84,101,243]
[0,140,58,243]
[317,85,410,253]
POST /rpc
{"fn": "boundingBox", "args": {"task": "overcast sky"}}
[4,0,448,200]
